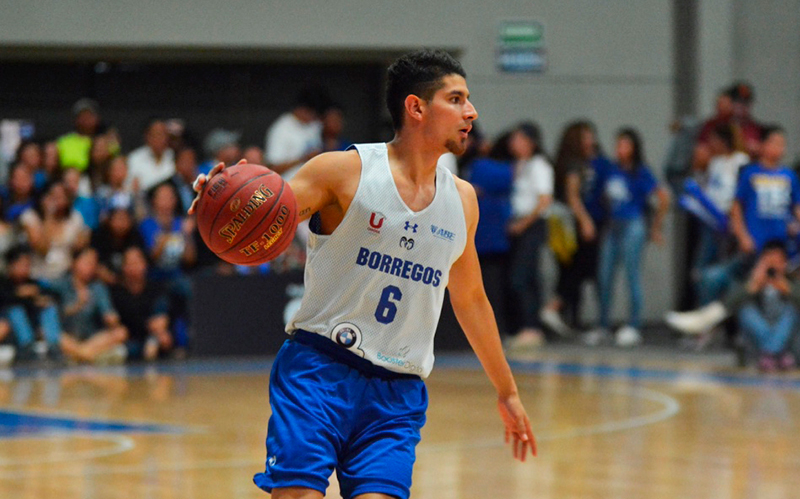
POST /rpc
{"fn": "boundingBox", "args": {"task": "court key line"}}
[0,385,679,479]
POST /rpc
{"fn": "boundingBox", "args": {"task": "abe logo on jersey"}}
[331,322,365,357]
[430,225,456,242]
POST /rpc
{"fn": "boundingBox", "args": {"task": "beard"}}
[445,137,467,156]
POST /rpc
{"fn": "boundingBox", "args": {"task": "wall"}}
[0,0,678,323]
[733,0,800,163]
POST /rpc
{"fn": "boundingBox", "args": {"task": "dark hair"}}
[515,121,546,158]
[6,244,32,265]
[553,121,593,201]
[711,123,735,151]
[488,131,514,162]
[616,127,646,168]
[33,180,72,220]
[296,86,332,116]
[761,124,784,142]
[762,239,787,255]
[728,81,754,104]
[147,180,182,218]
[386,49,466,131]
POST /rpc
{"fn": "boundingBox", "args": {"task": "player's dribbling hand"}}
[497,393,537,462]
[187,159,247,215]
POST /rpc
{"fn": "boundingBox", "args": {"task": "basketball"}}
[195,163,298,265]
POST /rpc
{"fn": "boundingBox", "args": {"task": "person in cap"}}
[198,129,241,176]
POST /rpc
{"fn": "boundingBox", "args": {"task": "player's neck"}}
[387,134,442,184]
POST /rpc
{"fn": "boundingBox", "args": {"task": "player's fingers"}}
[192,174,207,193]
[237,158,247,165]
[526,421,537,457]
[187,197,199,215]
[210,162,225,177]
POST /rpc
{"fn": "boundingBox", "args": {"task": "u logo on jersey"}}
[331,322,365,357]
[368,212,385,234]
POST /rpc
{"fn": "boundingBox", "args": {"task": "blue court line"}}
[0,410,187,439]
[5,353,800,390]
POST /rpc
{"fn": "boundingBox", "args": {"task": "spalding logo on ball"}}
[195,163,298,265]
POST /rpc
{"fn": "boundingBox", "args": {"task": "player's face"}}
[426,74,478,155]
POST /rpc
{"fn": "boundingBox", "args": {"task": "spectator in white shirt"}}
[127,119,175,193]
[264,88,329,179]
[504,122,555,350]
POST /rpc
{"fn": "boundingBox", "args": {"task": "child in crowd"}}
[91,206,145,285]
[0,245,64,361]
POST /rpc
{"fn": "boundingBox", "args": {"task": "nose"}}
[464,99,478,121]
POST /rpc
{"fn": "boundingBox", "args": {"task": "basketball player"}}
[190,49,536,499]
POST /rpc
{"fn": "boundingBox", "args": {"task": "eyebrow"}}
[447,90,470,99]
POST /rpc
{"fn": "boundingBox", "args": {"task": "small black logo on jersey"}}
[400,237,415,250]
[404,221,418,233]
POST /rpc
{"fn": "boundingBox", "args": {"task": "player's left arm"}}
[447,177,537,461]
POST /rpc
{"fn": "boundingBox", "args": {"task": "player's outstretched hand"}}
[187,159,247,215]
[498,393,537,462]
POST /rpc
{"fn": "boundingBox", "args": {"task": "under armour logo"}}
[400,237,415,250]
[404,221,418,233]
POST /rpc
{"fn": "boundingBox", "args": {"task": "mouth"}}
[459,125,472,138]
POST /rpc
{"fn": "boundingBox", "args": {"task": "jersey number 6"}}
[375,285,403,324]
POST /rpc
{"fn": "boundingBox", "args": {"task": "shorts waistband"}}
[292,330,420,381]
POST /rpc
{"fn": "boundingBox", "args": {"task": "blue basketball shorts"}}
[253,335,428,499]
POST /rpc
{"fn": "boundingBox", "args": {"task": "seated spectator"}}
[198,129,241,176]
[111,247,172,361]
[63,167,99,230]
[0,197,16,273]
[170,147,199,214]
[585,128,669,347]
[41,141,61,180]
[322,104,350,152]
[1,163,36,223]
[139,183,195,348]
[91,207,146,285]
[52,247,127,364]
[666,240,799,372]
[20,181,90,282]
[264,87,326,178]
[57,99,101,172]
[140,182,196,282]
[14,140,47,190]
[127,119,175,193]
[0,245,65,361]
[95,155,137,221]
[242,145,265,166]
[87,133,118,191]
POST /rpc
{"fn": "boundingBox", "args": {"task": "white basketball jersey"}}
[288,143,467,378]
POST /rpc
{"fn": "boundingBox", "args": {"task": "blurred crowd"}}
[1,80,798,373]
[0,89,348,366]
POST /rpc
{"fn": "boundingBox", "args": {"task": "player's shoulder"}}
[450,174,478,223]
[301,149,361,177]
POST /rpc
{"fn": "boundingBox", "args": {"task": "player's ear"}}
[404,94,425,125]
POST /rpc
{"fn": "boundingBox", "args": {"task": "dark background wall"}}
[0,60,388,153]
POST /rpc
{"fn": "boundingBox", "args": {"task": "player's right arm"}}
[188,152,360,226]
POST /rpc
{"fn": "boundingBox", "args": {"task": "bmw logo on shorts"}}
[331,322,365,357]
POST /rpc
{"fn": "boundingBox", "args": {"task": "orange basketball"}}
[195,163,298,265]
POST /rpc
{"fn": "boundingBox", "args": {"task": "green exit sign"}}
[499,21,544,48]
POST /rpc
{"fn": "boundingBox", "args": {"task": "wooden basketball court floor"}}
[0,346,798,499]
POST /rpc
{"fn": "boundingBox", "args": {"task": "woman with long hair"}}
[541,121,609,334]
[19,180,90,282]
[585,128,669,346]
[504,122,554,349]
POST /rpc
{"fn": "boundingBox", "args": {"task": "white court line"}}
[0,385,680,480]
[0,434,135,466]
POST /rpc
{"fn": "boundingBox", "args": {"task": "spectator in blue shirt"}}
[731,126,800,255]
[586,128,669,347]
